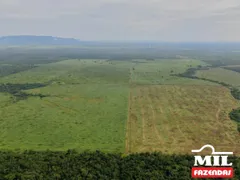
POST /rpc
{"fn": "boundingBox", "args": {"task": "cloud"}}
[0,0,240,41]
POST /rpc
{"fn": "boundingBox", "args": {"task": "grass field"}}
[0,84,128,152]
[0,59,130,84]
[0,58,240,155]
[196,67,240,88]
[130,59,217,85]
[126,85,240,154]
[0,59,129,152]
[127,60,240,155]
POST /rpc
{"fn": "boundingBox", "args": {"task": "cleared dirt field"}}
[126,85,240,155]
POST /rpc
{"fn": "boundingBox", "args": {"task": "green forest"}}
[0,65,36,77]
[229,108,240,132]
[0,83,48,102]
[230,108,240,123]
[0,150,239,180]
[231,88,240,100]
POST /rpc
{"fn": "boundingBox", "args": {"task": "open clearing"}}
[126,85,240,155]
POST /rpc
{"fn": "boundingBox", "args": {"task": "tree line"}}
[231,88,240,100]
[229,89,240,132]
[0,64,37,77]
[229,108,240,132]
[173,66,230,88]
[0,150,240,180]
[0,83,48,102]
[223,66,240,73]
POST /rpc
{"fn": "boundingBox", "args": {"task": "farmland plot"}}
[126,85,240,154]
[130,59,216,85]
[0,60,129,152]
[196,67,240,88]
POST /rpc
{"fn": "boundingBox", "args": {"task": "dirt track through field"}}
[148,97,162,143]
[140,93,147,145]
[125,68,133,154]
[43,100,79,114]
[124,91,130,154]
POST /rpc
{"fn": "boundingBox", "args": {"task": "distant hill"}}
[0,35,82,45]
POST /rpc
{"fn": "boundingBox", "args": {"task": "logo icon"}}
[191,145,233,178]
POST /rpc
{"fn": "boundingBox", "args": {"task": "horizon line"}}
[1,35,240,44]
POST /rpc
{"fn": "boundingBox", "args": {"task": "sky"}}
[0,0,240,42]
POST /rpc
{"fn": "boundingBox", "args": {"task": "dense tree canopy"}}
[0,65,36,77]
[0,83,48,102]
[0,151,239,180]
[229,108,240,123]
[231,88,240,100]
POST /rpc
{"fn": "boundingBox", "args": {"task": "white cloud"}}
[0,0,240,41]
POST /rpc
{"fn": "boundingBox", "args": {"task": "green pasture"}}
[196,67,240,88]
[0,59,129,152]
[130,59,216,85]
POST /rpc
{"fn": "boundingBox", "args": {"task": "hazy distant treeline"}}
[1,45,240,65]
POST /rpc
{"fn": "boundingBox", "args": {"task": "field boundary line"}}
[43,99,79,114]
[139,88,147,145]
[217,101,235,144]
[125,68,132,154]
